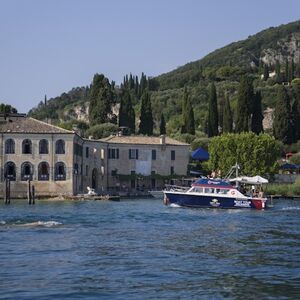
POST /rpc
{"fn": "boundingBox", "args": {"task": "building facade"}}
[0,114,189,198]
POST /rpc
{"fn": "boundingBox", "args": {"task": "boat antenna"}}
[224,162,240,179]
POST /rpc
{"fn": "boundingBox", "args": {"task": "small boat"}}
[163,177,268,210]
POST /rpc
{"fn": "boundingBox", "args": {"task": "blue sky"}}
[0,0,299,112]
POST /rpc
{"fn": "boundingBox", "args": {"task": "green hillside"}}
[28,19,300,139]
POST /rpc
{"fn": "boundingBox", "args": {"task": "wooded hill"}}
[27,19,300,142]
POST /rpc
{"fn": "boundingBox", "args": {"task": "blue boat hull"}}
[164,192,266,209]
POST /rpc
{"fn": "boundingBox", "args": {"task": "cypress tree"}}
[251,91,264,134]
[139,90,153,135]
[207,83,218,137]
[275,61,282,84]
[273,85,292,144]
[181,87,195,135]
[89,74,114,126]
[159,113,166,135]
[235,75,253,133]
[119,89,135,133]
[289,60,295,82]
[285,59,289,82]
[222,94,233,133]
[290,98,300,143]
[263,64,269,81]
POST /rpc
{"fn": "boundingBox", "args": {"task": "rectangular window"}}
[171,150,175,160]
[86,165,89,176]
[86,147,89,158]
[108,148,119,159]
[152,149,156,160]
[170,166,174,175]
[129,149,139,159]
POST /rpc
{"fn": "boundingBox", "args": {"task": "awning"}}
[191,148,209,161]
[229,176,268,184]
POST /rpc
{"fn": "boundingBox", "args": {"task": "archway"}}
[92,168,98,190]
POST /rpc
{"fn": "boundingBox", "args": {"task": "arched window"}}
[21,162,33,181]
[22,139,32,154]
[5,139,15,154]
[4,161,16,181]
[38,162,49,181]
[39,139,49,154]
[55,162,66,180]
[55,140,65,154]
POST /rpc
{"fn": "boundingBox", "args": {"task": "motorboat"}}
[163,177,268,210]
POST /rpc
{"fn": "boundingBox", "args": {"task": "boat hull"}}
[164,192,266,209]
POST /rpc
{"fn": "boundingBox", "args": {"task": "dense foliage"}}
[26,20,300,148]
[208,132,281,176]
[0,103,17,114]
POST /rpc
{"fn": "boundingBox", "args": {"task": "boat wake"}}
[0,220,62,227]
[169,203,182,208]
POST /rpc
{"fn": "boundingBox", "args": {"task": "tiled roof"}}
[0,116,73,134]
[101,135,189,146]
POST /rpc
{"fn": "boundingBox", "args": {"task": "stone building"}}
[101,135,190,193]
[0,114,190,198]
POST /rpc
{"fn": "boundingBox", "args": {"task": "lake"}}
[0,198,300,299]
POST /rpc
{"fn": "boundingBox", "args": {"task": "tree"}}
[208,132,281,176]
[235,75,253,133]
[251,91,264,134]
[86,123,118,139]
[289,59,295,82]
[290,81,300,142]
[139,90,153,135]
[0,103,17,114]
[118,89,135,133]
[273,85,292,144]
[263,64,269,81]
[181,86,195,135]
[275,60,282,84]
[89,73,115,126]
[222,94,233,133]
[159,113,166,135]
[207,83,218,137]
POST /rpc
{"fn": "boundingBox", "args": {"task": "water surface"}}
[0,198,300,299]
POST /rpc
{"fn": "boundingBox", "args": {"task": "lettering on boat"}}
[210,199,220,207]
[234,200,251,207]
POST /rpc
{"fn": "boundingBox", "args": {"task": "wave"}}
[280,207,300,211]
[1,220,63,227]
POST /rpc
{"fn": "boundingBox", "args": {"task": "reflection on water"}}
[0,198,300,299]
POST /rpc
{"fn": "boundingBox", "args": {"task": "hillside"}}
[28,19,300,136]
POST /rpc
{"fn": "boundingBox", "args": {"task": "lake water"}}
[0,198,300,299]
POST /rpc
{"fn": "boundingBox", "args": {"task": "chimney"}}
[160,134,166,145]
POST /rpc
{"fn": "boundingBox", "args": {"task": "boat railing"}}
[164,184,190,192]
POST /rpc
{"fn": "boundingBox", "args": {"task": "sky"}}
[0,0,300,113]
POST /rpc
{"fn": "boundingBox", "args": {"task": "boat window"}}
[194,187,203,193]
[221,189,229,194]
[204,188,210,193]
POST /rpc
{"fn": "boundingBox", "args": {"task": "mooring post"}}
[31,185,35,205]
[27,180,32,205]
[4,178,8,204]
[7,178,11,204]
